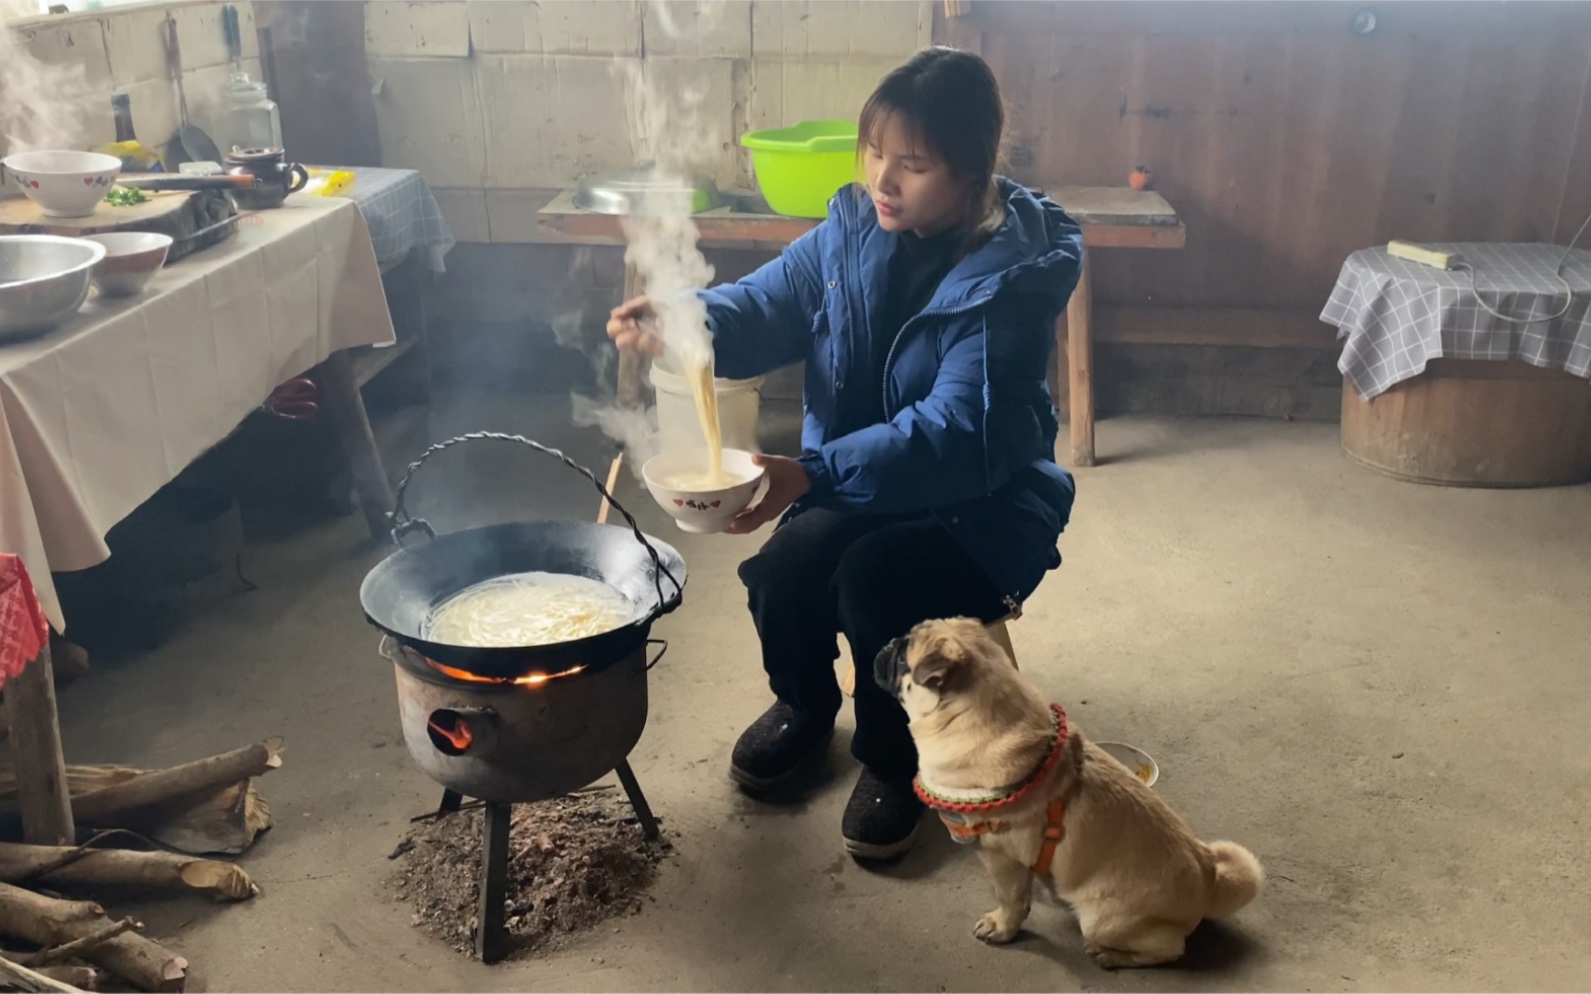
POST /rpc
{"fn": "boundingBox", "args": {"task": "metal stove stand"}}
[435,759,659,964]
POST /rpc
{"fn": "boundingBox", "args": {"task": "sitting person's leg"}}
[732,508,890,789]
[833,518,1009,858]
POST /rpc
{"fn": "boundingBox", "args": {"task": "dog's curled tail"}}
[1203,841,1264,919]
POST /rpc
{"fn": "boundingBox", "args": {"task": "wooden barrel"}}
[1340,359,1591,487]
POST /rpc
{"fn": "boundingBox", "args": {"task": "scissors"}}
[263,377,318,421]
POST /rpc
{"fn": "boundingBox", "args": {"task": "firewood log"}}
[0,884,187,992]
[0,843,257,900]
[34,966,97,991]
[69,739,282,826]
[0,954,87,992]
[0,765,273,856]
[26,919,137,967]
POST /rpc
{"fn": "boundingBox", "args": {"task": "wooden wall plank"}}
[966,0,1591,323]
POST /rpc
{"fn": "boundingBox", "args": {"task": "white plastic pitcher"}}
[648,359,763,455]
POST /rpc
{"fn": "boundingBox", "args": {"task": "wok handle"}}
[645,638,668,671]
[387,432,683,607]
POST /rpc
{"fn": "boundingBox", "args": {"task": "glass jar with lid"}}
[220,71,283,154]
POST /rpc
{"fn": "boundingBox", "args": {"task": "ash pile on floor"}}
[390,790,670,958]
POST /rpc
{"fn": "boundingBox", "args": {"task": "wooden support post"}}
[319,349,396,539]
[1066,249,1096,467]
[1,643,75,846]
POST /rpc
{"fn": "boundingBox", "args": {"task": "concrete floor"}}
[50,391,1591,992]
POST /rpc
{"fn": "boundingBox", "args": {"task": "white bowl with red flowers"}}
[3,151,122,218]
[642,448,765,534]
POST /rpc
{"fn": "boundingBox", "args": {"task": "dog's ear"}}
[910,630,968,693]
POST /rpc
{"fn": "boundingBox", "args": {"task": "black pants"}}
[736,508,1008,784]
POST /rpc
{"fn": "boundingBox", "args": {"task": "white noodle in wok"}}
[423,572,635,648]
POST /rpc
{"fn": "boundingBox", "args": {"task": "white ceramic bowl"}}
[1097,741,1160,787]
[642,448,765,534]
[2,151,122,219]
[83,232,173,298]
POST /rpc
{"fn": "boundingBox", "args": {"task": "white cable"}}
[1451,208,1591,324]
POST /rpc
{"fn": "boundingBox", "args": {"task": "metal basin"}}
[0,235,106,342]
[575,166,721,216]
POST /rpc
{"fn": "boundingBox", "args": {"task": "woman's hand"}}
[727,455,812,534]
[607,295,666,357]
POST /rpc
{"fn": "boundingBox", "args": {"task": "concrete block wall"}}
[365,0,933,245]
[4,1,262,160]
[366,0,929,395]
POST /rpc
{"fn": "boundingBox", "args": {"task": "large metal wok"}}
[360,432,686,681]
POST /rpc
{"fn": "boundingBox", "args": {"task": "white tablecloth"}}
[0,195,396,631]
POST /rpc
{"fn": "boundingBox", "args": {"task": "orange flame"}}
[424,658,587,687]
[427,717,474,751]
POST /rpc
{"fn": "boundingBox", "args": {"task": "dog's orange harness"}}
[912,703,1070,876]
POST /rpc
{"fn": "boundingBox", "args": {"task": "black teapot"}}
[223,147,308,210]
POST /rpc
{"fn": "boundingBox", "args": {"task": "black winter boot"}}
[729,702,833,792]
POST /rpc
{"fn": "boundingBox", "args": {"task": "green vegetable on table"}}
[104,186,147,206]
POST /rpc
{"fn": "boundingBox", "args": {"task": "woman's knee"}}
[739,515,833,604]
[831,533,903,626]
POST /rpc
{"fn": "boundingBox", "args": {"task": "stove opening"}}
[426,709,476,756]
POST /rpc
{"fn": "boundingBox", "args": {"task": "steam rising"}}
[614,58,717,367]
[570,6,728,474]
[0,20,98,156]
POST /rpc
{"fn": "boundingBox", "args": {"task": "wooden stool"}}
[839,615,1017,697]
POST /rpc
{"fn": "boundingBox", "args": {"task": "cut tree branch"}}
[0,841,258,901]
[27,919,139,968]
[0,954,85,992]
[34,966,97,991]
[0,883,186,992]
[69,739,282,826]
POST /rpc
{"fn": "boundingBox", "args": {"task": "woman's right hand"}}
[607,295,665,357]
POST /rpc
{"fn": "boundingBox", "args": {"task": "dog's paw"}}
[1084,944,1128,970]
[1086,943,1171,970]
[973,911,1019,945]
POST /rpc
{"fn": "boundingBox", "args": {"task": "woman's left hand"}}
[727,455,812,534]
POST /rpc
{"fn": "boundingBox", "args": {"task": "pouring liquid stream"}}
[683,355,727,487]
[648,313,742,491]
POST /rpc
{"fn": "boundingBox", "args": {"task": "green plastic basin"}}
[740,120,860,219]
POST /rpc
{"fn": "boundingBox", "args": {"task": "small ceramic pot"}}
[223,147,308,210]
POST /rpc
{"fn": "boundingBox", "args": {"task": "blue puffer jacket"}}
[700,178,1083,609]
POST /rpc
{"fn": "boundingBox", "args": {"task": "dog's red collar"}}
[914,704,1071,875]
[913,703,1068,814]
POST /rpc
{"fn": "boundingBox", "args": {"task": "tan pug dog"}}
[875,618,1263,969]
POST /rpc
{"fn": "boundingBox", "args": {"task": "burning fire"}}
[427,717,474,752]
[425,658,587,687]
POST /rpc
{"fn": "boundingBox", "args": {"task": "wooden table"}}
[540,186,1183,466]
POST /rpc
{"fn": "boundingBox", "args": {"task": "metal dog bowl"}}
[0,235,106,342]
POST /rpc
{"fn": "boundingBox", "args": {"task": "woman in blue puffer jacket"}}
[609,47,1083,861]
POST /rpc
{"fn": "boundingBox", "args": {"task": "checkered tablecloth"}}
[1321,243,1591,399]
[341,166,456,272]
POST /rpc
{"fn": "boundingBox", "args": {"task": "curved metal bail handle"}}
[386,432,683,608]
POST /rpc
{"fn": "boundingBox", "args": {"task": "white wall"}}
[364,0,934,244]
[2,0,261,158]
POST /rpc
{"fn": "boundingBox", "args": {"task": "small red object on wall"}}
[1129,166,1154,191]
